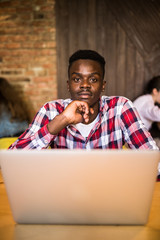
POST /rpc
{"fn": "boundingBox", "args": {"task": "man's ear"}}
[102,80,106,92]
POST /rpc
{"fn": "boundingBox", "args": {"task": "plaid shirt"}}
[9,96,158,150]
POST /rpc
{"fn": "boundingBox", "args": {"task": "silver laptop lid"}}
[0,149,159,225]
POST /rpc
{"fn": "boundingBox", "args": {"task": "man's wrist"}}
[47,113,69,135]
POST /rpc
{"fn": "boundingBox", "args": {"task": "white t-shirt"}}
[72,114,99,138]
[133,94,160,130]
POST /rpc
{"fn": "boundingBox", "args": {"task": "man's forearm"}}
[47,114,69,135]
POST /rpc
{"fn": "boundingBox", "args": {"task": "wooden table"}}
[0,170,160,240]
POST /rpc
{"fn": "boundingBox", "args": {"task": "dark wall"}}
[56,0,160,101]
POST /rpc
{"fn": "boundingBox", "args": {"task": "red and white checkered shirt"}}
[9,96,158,150]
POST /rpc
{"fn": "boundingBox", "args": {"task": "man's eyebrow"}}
[90,72,101,76]
[71,72,81,76]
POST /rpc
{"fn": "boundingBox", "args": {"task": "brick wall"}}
[0,0,57,121]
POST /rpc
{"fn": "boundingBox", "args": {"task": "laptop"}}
[0,149,159,225]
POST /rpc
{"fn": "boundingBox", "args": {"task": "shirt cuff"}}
[34,125,56,148]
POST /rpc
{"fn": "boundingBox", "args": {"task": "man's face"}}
[67,59,106,108]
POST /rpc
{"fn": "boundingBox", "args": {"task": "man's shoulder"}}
[43,98,72,111]
[101,95,130,106]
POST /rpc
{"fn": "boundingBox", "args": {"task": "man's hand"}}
[62,100,94,125]
[47,101,94,135]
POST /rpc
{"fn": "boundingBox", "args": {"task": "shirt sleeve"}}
[120,99,159,150]
[9,104,57,150]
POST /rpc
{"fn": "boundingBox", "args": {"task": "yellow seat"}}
[0,137,17,149]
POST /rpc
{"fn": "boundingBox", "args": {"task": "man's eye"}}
[73,78,80,82]
[90,78,97,82]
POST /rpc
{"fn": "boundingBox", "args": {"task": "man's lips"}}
[77,91,92,97]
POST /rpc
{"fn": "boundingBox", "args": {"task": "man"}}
[9,50,158,150]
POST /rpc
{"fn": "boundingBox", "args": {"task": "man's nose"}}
[80,79,91,88]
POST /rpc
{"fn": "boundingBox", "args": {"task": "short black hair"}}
[68,49,106,79]
[145,76,160,94]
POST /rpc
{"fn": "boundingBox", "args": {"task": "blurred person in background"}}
[133,76,160,148]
